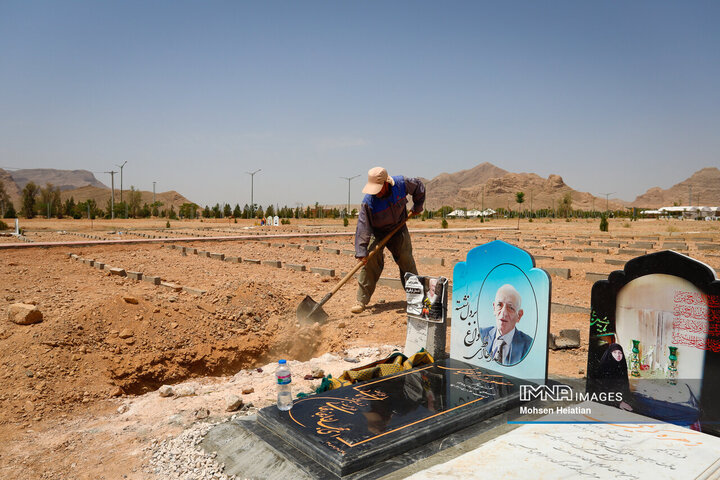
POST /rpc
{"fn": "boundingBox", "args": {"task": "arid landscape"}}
[1,216,719,478]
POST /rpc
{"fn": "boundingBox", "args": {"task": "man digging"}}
[351,167,425,314]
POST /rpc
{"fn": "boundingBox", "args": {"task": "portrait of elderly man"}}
[479,284,533,365]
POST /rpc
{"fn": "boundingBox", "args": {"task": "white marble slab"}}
[408,402,720,480]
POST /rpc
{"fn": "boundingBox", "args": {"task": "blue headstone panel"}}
[586,250,720,436]
[450,240,551,382]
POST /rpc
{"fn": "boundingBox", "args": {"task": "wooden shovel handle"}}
[320,212,415,305]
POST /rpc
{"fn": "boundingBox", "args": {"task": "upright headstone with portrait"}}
[253,240,548,477]
[273,215,279,226]
[586,250,720,436]
[404,273,448,359]
[449,240,551,383]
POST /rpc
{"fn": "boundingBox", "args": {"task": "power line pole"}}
[117,161,127,204]
[106,170,117,219]
[245,169,261,219]
[339,175,359,217]
[152,181,156,205]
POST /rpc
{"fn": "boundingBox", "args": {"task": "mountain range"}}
[421,163,720,211]
[0,168,190,212]
[1,165,718,214]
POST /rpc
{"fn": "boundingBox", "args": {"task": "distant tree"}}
[22,182,39,218]
[559,193,573,218]
[223,203,232,218]
[436,206,454,218]
[242,204,251,219]
[63,197,76,217]
[212,203,221,218]
[202,205,211,218]
[515,192,525,228]
[0,181,10,217]
[600,213,609,232]
[151,201,164,217]
[140,203,151,218]
[168,205,178,220]
[255,205,264,219]
[179,203,198,219]
[4,201,16,218]
[39,183,61,217]
[265,204,275,218]
[232,204,241,218]
[125,186,141,217]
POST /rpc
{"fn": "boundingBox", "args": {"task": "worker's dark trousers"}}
[356,225,418,305]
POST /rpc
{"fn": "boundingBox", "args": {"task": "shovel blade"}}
[296,295,329,323]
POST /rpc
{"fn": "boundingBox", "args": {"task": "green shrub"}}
[441,218,448,229]
[166,221,170,228]
[343,217,349,227]
[0,220,8,230]
[599,214,609,232]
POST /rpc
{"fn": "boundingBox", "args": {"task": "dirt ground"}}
[1,216,718,479]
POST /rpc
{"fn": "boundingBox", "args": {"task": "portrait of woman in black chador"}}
[595,343,634,412]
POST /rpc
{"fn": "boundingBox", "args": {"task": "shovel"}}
[296,213,415,323]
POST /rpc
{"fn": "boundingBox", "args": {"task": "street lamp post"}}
[152,181,156,205]
[339,175,359,217]
[599,192,615,213]
[117,161,127,204]
[106,170,117,219]
[246,169,261,218]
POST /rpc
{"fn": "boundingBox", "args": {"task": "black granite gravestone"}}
[257,358,533,477]
[586,250,720,436]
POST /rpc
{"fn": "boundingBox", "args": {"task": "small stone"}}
[241,387,254,395]
[123,296,139,305]
[256,368,263,373]
[110,386,124,397]
[193,407,210,420]
[158,385,174,397]
[377,299,386,304]
[118,329,133,339]
[24,370,34,378]
[8,303,43,325]
[337,321,346,328]
[343,357,360,363]
[117,404,129,414]
[311,368,325,379]
[225,395,243,412]
[170,322,179,329]
[175,386,195,397]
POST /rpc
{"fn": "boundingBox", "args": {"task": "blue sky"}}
[1,1,718,208]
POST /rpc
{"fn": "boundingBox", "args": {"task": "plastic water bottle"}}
[276,359,293,411]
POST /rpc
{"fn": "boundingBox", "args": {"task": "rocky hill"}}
[0,169,23,209]
[60,186,193,212]
[0,168,193,213]
[423,164,626,212]
[10,168,108,191]
[631,167,720,208]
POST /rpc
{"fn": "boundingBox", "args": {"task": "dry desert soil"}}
[1,216,719,479]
